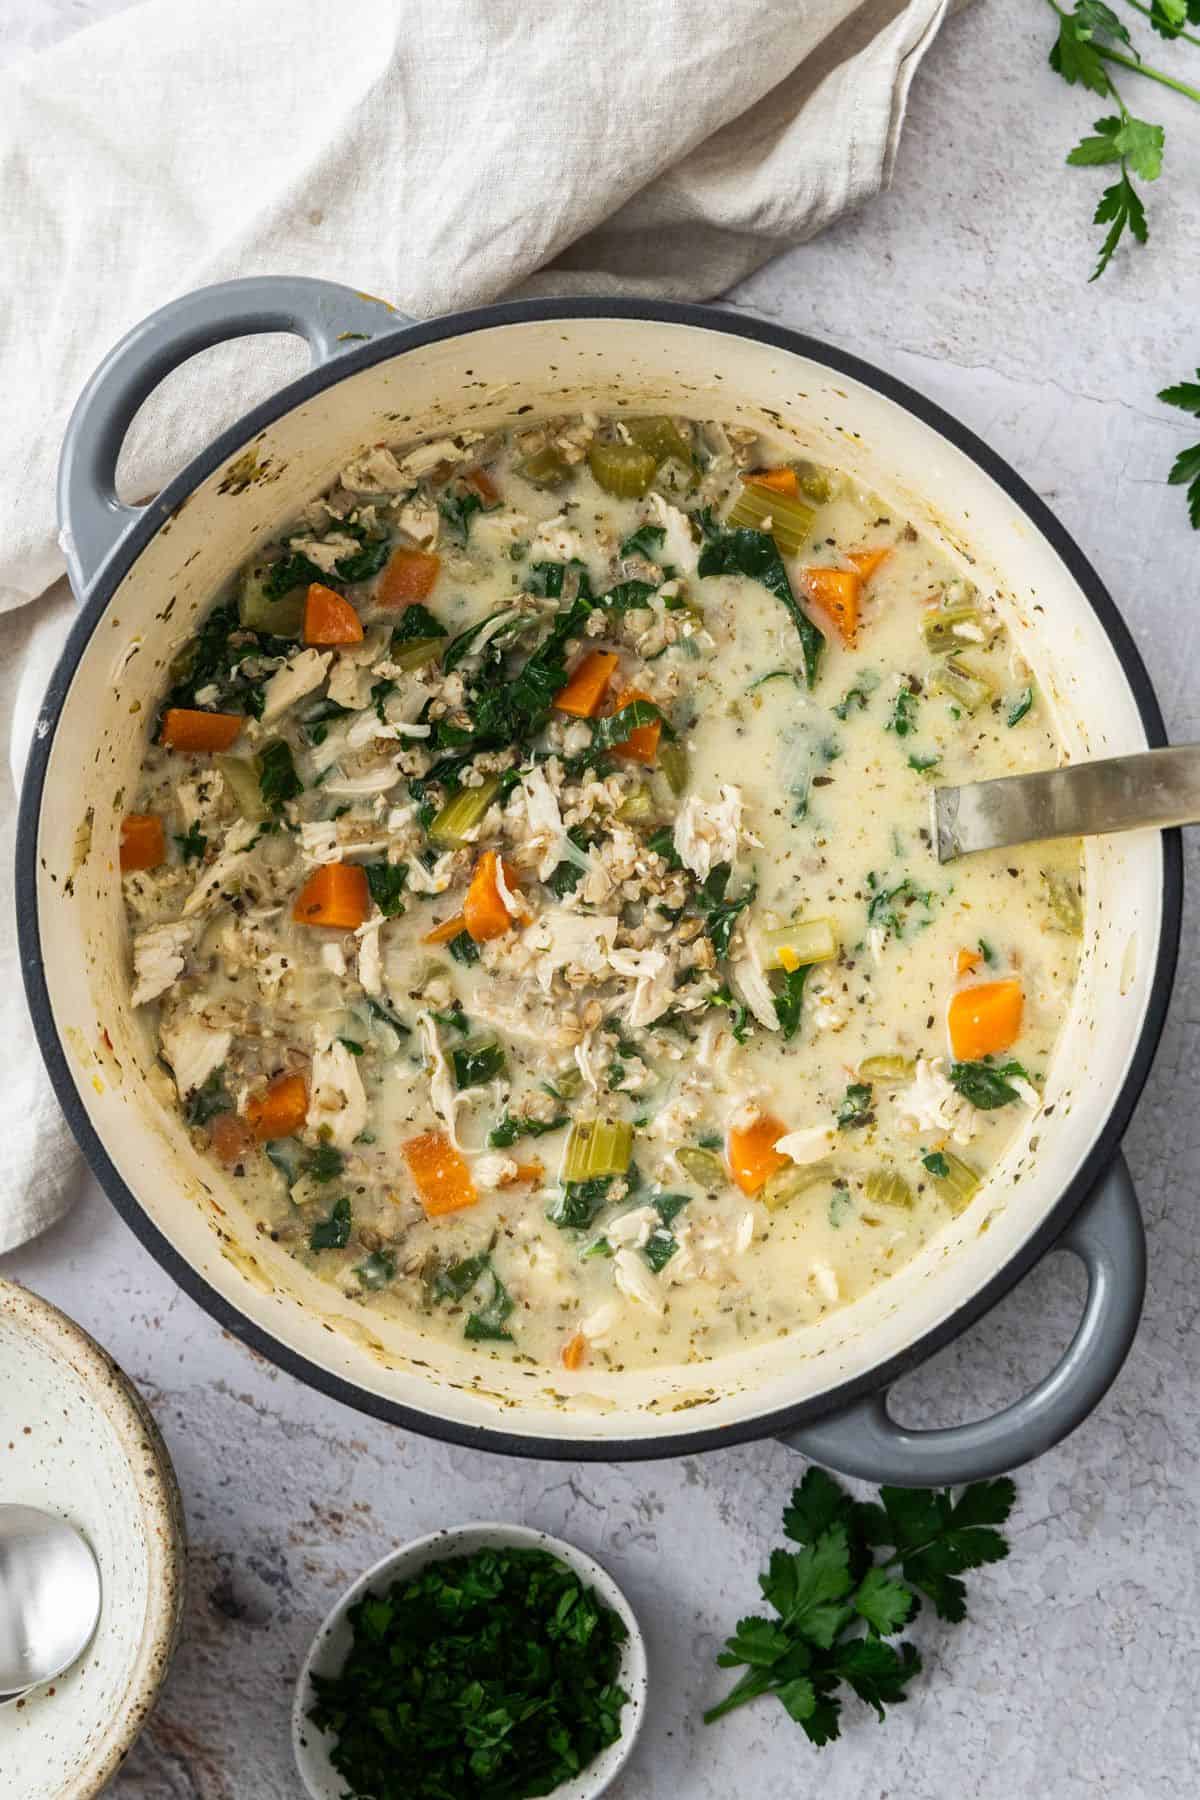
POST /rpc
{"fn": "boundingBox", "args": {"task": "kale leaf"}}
[697,526,825,688]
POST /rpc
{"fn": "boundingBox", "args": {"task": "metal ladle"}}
[0,1505,101,1704]
[932,745,1200,861]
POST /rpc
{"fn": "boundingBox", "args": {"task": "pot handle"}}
[778,1153,1144,1486]
[57,276,413,595]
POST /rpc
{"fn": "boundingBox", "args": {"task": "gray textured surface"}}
[5,0,1200,1794]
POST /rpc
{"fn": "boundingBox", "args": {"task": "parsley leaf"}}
[922,1150,951,1179]
[447,930,480,965]
[488,1110,569,1149]
[774,962,811,1041]
[886,686,918,738]
[1158,371,1200,527]
[705,1466,1015,1741]
[836,1082,875,1130]
[697,527,825,688]
[1007,686,1035,727]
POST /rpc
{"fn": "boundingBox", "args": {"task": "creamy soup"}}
[120,411,1081,1375]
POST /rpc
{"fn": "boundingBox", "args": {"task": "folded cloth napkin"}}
[0,0,948,1248]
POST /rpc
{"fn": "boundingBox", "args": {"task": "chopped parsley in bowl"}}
[292,1522,646,1800]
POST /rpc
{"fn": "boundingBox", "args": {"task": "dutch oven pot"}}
[18,278,1181,1485]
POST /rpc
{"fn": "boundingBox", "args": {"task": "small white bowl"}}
[293,1521,647,1800]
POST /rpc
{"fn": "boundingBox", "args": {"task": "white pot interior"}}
[30,314,1165,1446]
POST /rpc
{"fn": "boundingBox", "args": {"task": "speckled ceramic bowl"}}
[293,1522,647,1800]
[0,1280,186,1799]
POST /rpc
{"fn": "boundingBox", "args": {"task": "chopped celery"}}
[624,416,693,466]
[924,1150,981,1213]
[615,787,654,823]
[215,754,268,821]
[863,1169,914,1210]
[658,740,689,796]
[796,462,835,504]
[761,1159,834,1212]
[930,656,994,714]
[675,1146,726,1188]
[921,596,987,654]
[429,776,501,846]
[858,1054,915,1082]
[560,1119,634,1183]
[762,916,839,971]
[389,637,444,671]
[587,442,658,498]
[518,445,573,488]
[1042,868,1083,936]
[727,480,817,558]
[238,565,305,637]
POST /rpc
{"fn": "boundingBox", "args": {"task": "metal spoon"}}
[932,745,1200,862]
[0,1505,101,1703]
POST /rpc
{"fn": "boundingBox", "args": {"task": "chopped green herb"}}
[547,1175,614,1231]
[392,601,448,643]
[464,1266,516,1341]
[647,825,682,868]
[907,752,941,775]
[865,872,935,940]
[336,1037,365,1056]
[774,962,812,1041]
[363,861,408,917]
[836,1082,875,1130]
[922,1151,951,1179]
[310,1196,351,1251]
[703,1466,1015,1743]
[589,698,672,752]
[832,671,880,719]
[174,822,208,862]
[978,938,997,965]
[438,488,484,542]
[305,1140,346,1184]
[307,1544,629,1798]
[448,931,481,965]
[887,686,919,739]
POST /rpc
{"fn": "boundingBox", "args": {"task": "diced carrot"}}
[801,568,861,646]
[403,1130,478,1216]
[463,850,521,942]
[555,650,619,718]
[847,547,892,583]
[745,467,801,498]
[956,947,983,976]
[608,686,661,765]
[503,1161,544,1186]
[377,547,441,607]
[209,1112,254,1168]
[244,1072,309,1142]
[465,467,501,506]
[304,582,363,646]
[727,1112,790,1196]
[422,911,468,945]
[948,980,1024,1062]
[119,813,166,872]
[561,1331,587,1372]
[160,708,243,753]
[293,862,370,929]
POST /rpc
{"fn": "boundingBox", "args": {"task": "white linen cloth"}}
[0,0,947,1248]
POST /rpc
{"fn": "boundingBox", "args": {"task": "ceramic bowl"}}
[0,1279,186,1799]
[293,1521,647,1800]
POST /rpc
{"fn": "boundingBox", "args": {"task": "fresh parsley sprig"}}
[704,1468,1015,1743]
[1047,0,1200,280]
[1157,371,1200,525]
